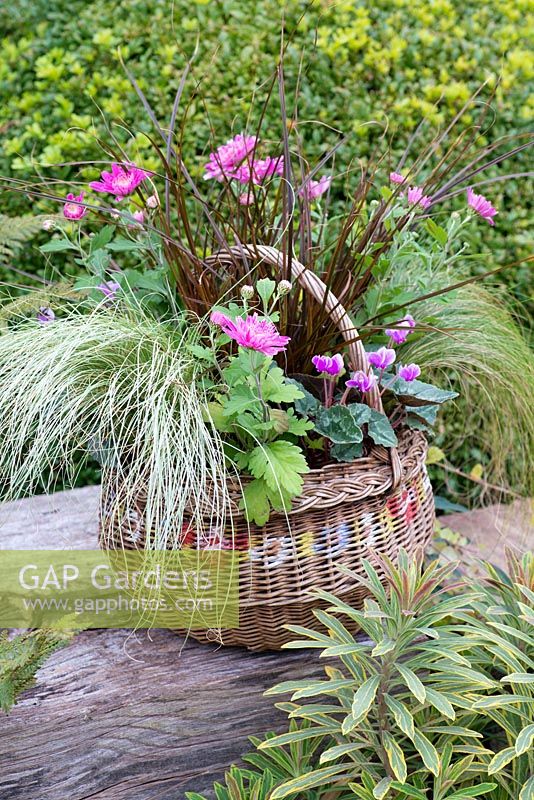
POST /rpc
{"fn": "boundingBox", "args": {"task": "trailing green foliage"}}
[0,629,72,713]
[190,551,534,799]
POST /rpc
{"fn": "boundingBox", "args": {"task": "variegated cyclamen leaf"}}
[351,675,381,721]
[487,745,517,775]
[373,777,393,799]
[382,731,407,783]
[413,730,440,776]
[516,723,534,755]
[519,775,534,800]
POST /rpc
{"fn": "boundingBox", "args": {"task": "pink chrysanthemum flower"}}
[312,353,344,377]
[234,156,284,186]
[407,186,432,209]
[398,363,421,382]
[63,192,87,220]
[385,313,416,344]
[203,134,258,182]
[89,163,150,197]
[299,175,332,201]
[346,371,377,393]
[368,347,396,370]
[210,311,290,356]
[467,187,497,226]
[390,172,406,185]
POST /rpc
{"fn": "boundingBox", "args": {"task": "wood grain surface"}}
[0,487,531,799]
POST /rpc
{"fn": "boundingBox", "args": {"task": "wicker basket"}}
[99,244,435,650]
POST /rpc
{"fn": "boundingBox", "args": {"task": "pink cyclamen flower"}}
[234,156,284,186]
[89,163,150,197]
[385,313,416,344]
[467,187,497,226]
[63,192,87,220]
[390,172,406,185]
[398,363,421,382]
[203,134,258,181]
[407,186,432,209]
[37,307,55,324]
[299,175,331,201]
[346,371,377,393]
[97,280,120,300]
[312,353,344,377]
[210,311,290,356]
[368,347,396,370]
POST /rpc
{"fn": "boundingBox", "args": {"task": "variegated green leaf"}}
[472,694,533,709]
[413,730,440,776]
[371,638,395,657]
[320,742,367,764]
[425,687,456,720]
[351,675,381,720]
[383,731,407,783]
[444,784,497,798]
[269,764,350,799]
[373,777,393,799]
[519,775,534,800]
[396,664,426,703]
[516,723,534,755]
[385,694,415,739]
[501,672,534,684]
[389,782,427,800]
[487,745,517,775]
[257,726,336,749]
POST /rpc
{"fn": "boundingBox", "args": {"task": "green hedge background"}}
[1,0,532,303]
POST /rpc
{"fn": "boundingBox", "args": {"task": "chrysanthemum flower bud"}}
[240,284,254,300]
[146,193,160,209]
[41,219,56,231]
[278,280,292,296]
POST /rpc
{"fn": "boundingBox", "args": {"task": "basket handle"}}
[207,243,403,486]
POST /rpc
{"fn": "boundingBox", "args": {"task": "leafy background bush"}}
[1,0,532,300]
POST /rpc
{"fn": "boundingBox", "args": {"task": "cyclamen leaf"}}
[516,723,534,755]
[367,410,398,447]
[330,441,363,462]
[396,663,426,703]
[413,730,440,776]
[487,746,517,775]
[389,376,458,407]
[382,731,407,783]
[248,441,309,496]
[314,405,363,445]
[351,675,380,720]
[286,380,321,417]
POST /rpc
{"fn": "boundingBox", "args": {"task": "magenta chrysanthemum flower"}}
[210,311,290,356]
[63,192,87,220]
[299,175,331,201]
[203,134,258,182]
[346,371,377,393]
[37,307,55,325]
[467,187,497,226]
[97,280,120,300]
[312,353,344,377]
[390,172,406,185]
[398,363,421,382]
[407,186,432,209]
[89,163,150,197]
[234,156,284,186]
[385,313,416,344]
[368,347,396,370]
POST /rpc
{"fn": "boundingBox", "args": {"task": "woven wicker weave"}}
[99,245,435,650]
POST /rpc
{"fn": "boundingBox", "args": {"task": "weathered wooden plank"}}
[0,487,531,800]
